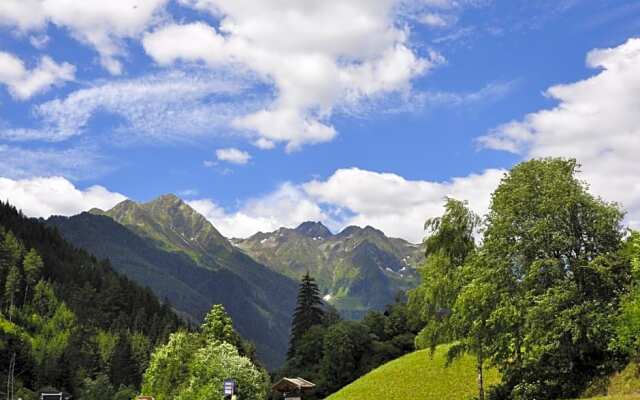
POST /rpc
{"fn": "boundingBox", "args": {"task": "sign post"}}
[223,379,237,400]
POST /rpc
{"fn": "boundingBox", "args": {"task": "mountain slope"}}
[0,201,182,396]
[327,346,500,400]
[48,195,298,369]
[234,222,424,318]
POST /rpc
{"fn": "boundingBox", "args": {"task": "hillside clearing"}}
[327,346,499,400]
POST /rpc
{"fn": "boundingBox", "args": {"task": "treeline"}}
[408,158,640,399]
[278,273,421,398]
[0,201,183,399]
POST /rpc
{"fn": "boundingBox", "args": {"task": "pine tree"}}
[288,272,324,359]
[23,248,43,304]
[110,332,138,388]
[4,264,22,320]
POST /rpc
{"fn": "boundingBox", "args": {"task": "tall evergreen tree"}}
[4,264,22,318]
[288,272,324,359]
[22,248,43,304]
[110,332,138,388]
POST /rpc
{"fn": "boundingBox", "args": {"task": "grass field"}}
[326,345,500,400]
[581,362,640,400]
[326,344,640,400]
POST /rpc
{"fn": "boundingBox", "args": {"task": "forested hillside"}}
[0,201,182,399]
[48,194,298,368]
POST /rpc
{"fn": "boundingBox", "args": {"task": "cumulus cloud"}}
[0,0,168,74]
[215,148,251,165]
[0,69,260,143]
[190,167,504,242]
[0,176,126,218]
[188,183,331,238]
[0,52,75,99]
[304,168,504,242]
[478,37,640,228]
[144,0,441,151]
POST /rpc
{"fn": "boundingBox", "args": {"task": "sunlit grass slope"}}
[327,346,500,400]
[580,362,640,400]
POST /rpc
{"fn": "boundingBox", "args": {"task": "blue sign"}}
[223,379,237,395]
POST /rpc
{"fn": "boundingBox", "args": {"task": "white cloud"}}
[30,34,50,49]
[144,0,440,150]
[304,168,504,242]
[343,80,517,116]
[0,0,47,31]
[142,21,226,66]
[188,183,331,238]
[479,37,640,228]
[0,176,126,218]
[190,167,504,242]
[0,0,168,74]
[215,148,251,165]
[0,52,75,99]
[1,69,259,142]
[419,13,450,28]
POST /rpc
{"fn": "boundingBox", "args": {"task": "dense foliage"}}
[408,197,480,350]
[613,233,640,364]
[410,158,635,400]
[141,304,269,400]
[281,275,420,398]
[0,201,182,399]
[407,198,487,397]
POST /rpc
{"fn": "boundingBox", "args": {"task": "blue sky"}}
[0,0,639,242]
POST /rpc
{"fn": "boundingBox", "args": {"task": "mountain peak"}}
[102,194,233,255]
[337,225,362,237]
[295,221,332,238]
[363,225,384,236]
[109,199,139,213]
[148,193,183,207]
[88,207,105,215]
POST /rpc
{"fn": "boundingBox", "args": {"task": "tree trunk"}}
[477,346,485,400]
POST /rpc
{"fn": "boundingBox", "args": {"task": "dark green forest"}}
[0,201,183,399]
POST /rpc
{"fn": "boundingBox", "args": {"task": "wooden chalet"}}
[272,377,316,399]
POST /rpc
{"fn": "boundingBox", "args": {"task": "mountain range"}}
[235,221,423,318]
[48,194,298,369]
[47,194,424,367]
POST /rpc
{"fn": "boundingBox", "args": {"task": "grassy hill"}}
[326,344,640,400]
[580,362,640,400]
[327,346,500,400]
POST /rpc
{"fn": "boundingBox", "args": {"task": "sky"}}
[0,0,639,243]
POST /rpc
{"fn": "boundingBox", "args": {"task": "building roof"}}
[272,377,316,393]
